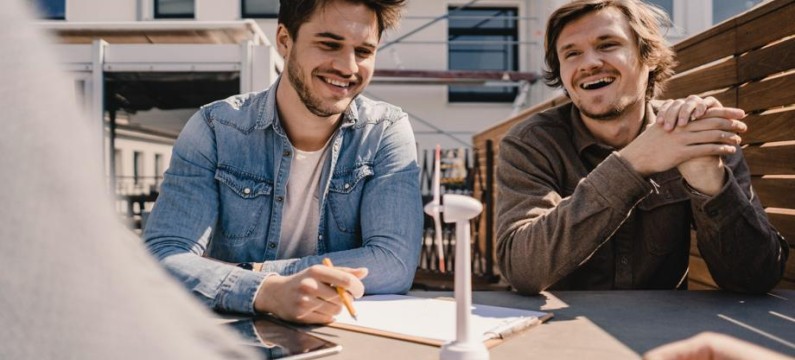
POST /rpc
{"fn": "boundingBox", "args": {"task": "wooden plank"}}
[738,36,795,83]
[473,95,568,145]
[744,144,795,175]
[736,1,795,54]
[672,29,736,75]
[662,58,737,100]
[739,72,795,113]
[688,255,718,289]
[672,0,795,73]
[751,178,795,209]
[712,88,737,108]
[672,0,791,53]
[768,210,795,248]
[743,110,795,145]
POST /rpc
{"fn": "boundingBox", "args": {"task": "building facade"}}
[32,0,764,168]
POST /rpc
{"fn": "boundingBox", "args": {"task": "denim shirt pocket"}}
[638,171,690,255]
[214,167,273,240]
[327,164,374,234]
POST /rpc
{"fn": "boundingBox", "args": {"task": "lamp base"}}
[439,341,489,360]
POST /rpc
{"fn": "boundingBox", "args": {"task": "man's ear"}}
[276,24,291,59]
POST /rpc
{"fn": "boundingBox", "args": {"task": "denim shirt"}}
[144,78,423,314]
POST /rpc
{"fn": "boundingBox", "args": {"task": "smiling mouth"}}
[580,77,615,90]
[321,76,353,89]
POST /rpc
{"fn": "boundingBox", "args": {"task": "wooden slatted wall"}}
[472,0,795,290]
[661,0,795,289]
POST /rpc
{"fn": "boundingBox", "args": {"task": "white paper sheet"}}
[333,294,550,344]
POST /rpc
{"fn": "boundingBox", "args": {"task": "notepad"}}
[330,294,553,347]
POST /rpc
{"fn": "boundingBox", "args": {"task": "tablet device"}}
[226,317,341,359]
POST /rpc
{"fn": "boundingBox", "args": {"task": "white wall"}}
[112,135,174,195]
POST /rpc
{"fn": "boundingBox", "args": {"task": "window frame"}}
[447,6,519,103]
[241,0,279,19]
[31,0,66,20]
[154,0,195,19]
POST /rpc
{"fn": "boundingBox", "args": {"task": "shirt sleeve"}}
[496,132,653,294]
[686,148,789,293]
[143,109,268,314]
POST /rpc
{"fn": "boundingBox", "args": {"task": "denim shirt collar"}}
[255,75,361,135]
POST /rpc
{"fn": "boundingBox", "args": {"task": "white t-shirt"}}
[278,141,331,259]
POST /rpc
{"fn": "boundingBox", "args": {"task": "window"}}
[133,151,143,185]
[114,150,123,178]
[154,154,163,189]
[29,0,65,20]
[713,0,763,24]
[448,7,518,103]
[242,0,279,18]
[154,0,194,19]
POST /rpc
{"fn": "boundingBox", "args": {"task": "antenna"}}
[425,146,489,360]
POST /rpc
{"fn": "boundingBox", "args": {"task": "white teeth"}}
[325,78,350,88]
[580,77,614,89]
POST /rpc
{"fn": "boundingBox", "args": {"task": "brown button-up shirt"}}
[496,103,788,294]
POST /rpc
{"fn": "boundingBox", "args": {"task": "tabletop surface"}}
[295,289,795,360]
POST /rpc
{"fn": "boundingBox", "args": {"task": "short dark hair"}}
[278,0,406,40]
[543,0,677,99]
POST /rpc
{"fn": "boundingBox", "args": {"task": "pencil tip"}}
[352,314,358,321]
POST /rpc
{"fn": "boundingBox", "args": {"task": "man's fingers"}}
[294,310,335,324]
[308,264,366,299]
[657,96,727,131]
[685,130,742,146]
[701,106,745,120]
[681,117,747,133]
[662,99,684,130]
[686,143,737,158]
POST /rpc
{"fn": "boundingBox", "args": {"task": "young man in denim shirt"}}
[144,0,422,324]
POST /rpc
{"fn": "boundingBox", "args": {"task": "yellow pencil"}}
[322,257,358,320]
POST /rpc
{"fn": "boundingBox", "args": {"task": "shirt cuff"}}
[215,267,270,314]
[685,166,747,225]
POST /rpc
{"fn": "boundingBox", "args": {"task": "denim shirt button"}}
[318,235,323,240]
[276,196,283,202]
[243,188,251,195]
[267,242,276,249]
[344,183,350,190]
[283,150,291,157]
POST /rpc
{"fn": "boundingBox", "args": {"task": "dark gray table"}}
[304,290,794,359]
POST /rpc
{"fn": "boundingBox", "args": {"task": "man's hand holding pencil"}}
[253,259,367,324]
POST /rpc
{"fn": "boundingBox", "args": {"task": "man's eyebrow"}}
[557,34,620,52]
[314,32,377,49]
[315,32,344,41]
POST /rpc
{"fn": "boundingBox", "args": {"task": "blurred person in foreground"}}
[0,0,256,358]
[496,0,788,294]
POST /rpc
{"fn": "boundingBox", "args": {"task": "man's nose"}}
[332,50,358,76]
[579,50,604,72]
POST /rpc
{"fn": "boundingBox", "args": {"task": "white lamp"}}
[424,146,489,360]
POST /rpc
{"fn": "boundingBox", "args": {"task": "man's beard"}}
[577,95,643,121]
[287,52,357,118]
